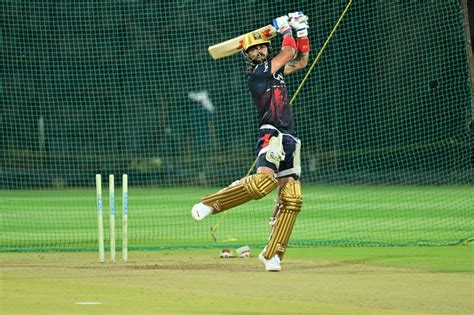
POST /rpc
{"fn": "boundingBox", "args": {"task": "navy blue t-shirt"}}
[246,61,295,135]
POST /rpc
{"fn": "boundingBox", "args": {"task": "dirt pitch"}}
[1,247,473,314]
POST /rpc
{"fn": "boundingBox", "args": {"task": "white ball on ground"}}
[219,248,233,258]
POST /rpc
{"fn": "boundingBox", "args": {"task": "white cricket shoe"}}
[191,203,213,221]
[258,251,281,272]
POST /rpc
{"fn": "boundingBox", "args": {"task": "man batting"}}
[192,12,310,272]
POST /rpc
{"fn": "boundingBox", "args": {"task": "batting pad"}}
[264,181,302,260]
[202,173,278,213]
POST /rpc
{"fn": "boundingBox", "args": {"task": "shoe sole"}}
[266,265,281,272]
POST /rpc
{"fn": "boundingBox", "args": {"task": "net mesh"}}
[1,0,472,252]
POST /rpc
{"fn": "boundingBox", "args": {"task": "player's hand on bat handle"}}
[272,15,292,36]
[289,12,309,38]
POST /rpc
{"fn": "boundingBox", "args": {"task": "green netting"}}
[1,0,472,252]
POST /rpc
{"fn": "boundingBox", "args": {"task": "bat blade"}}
[208,25,277,60]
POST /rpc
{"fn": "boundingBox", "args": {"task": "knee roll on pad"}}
[264,181,302,260]
[201,173,278,213]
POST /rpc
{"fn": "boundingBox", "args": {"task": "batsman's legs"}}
[263,180,302,260]
[191,173,278,221]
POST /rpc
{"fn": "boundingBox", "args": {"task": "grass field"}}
[1,246,473,314]
[1,185,473,314]
[1,185,472,251]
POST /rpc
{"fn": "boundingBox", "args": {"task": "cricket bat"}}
[208,25,277,60]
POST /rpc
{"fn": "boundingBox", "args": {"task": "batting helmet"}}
[242,31,271,52]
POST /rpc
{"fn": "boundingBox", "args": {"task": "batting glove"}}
[288,12,309,38]
[272,15,292,36]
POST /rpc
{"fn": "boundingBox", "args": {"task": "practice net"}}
[1,0,472,252]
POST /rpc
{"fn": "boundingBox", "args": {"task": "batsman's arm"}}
[271,15,298,74]
[284,12,310,75]
[283,51,309,75]
[271,45,297,73]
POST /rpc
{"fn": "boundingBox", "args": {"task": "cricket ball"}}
[219,248,233,258]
